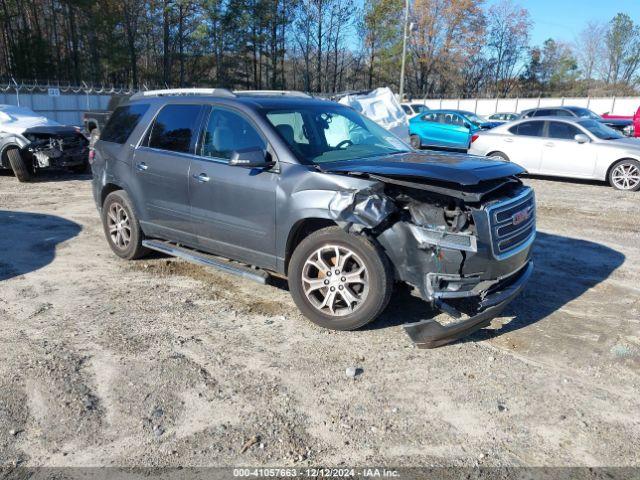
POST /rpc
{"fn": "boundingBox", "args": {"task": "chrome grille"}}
[486,189,536,258]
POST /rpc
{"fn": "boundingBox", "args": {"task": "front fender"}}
[275,163,383,269]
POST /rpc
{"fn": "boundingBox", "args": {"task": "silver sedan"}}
[468,116,640,191]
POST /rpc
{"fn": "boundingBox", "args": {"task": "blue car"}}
[409,109,499,150]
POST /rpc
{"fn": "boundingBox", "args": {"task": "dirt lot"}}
[0,170,639,468]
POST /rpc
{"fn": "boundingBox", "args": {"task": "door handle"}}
[544,142,554,147]
[193,173,210,183]
[136,162,148,171]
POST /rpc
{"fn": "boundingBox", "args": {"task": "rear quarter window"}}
[509,121,544,137]
[101,104,150,144]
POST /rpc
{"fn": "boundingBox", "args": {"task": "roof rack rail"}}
[130,88,236,100]
[234,90,312,98]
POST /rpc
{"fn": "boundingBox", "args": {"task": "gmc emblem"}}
[512,208,530,226]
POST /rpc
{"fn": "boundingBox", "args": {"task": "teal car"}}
[409,109,497,150]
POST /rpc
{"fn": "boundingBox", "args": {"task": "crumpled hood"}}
[319,151,525,185]
[0,105,61,135]
[23,125,80,136]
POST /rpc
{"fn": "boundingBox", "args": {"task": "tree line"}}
[1,0,639,97]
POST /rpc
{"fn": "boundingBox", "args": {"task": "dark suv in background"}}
[520,106,633,135]
[91,89,535,348]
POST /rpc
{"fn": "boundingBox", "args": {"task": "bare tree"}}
[410,0,485,96]
[603,13,640,85]
[575,21,605,81]
[485,0,531,95]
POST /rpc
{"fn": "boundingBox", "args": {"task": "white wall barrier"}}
[0,91,112,125]
[417,97,640,117]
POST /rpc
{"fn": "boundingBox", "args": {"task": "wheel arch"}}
[100,182,125,207]
[605,157,640,182]
[0,136,29,169]
[284,218,338,274]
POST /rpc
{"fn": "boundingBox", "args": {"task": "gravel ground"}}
[0,170,639,468]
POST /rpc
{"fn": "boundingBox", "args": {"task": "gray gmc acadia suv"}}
[91,89,535,348]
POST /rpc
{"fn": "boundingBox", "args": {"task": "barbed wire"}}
[1,79,637,101]
[0,78,164,95]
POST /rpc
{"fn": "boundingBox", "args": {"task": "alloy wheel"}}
[107,202,132,249]
[301,244,369,317]
[611,163,640,190]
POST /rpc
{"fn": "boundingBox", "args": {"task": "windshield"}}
[263,104,411,164]
[569,108,601,120]
[411,104,428,113]
[578,120,624,140]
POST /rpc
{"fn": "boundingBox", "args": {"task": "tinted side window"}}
[200,108,265,160]
[509,121,544,137]
[401,105,412,114]
[533,109,553,117]
[548,122,580,139]
[554,109,573,117]
[148,104,202,153]
[101,104,150,144]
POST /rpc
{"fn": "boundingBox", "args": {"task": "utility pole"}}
[398,0,409,102]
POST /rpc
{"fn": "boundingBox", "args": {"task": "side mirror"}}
[574,134,590,144]
[464,122,472,129]
[229,147,271,168]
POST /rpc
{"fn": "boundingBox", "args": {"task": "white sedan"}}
[468,116,640,191]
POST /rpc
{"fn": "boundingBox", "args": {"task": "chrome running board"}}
[142,239,270,285]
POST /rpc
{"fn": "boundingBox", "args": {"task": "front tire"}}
[487,151,509,161]
[102,190,149,260]
[6,148,33,182]
[288,227,393,331]
[608,159,640,191]
[410,135,422,149]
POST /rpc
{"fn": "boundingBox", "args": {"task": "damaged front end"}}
[325,173,535,348]
[0,126,89,171]
[22,128,89,170]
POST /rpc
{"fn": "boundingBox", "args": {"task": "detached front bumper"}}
[404,261,534,348]
[29,148,88,168]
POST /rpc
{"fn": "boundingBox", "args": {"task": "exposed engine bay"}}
[21,128,89,169]
[325,171,536,348]
[0,126,89,174]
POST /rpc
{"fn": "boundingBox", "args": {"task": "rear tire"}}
[608,159,640,191]
[6,148,33,182]
[288,227,393,331]
[487,151,509,161]
[102,190,149,260]
[410,135,422,149]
